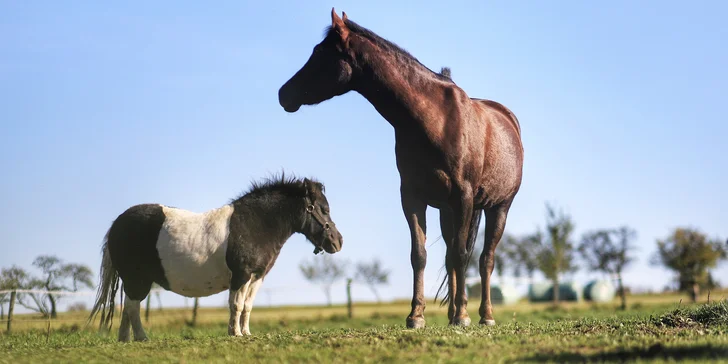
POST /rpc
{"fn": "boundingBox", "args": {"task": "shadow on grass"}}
[519,343,728,363]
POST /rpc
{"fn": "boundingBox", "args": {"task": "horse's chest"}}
[156,206,234,297]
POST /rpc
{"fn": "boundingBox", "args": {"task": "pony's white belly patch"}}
[157,205,234,297]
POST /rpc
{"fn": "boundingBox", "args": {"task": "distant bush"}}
[66,302,87,312]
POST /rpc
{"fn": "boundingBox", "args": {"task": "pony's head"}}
[300,178,343,254]
[278,8,355,113]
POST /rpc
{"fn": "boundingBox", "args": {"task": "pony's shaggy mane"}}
[232,171,324,203]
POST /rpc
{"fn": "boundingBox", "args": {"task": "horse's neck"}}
[353,43,450,132]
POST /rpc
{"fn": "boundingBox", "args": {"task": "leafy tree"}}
[299,255,348,306]
[354,258,390,302]
[534,203,578,305]
[578,226,638,309]
[511,234,540,284]
[651,227,726,302]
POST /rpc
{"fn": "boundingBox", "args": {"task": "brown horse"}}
[278,9,524,328]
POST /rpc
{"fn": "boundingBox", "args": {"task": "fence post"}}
[191,298,199,327]
[7,290,16,333]
[346,279,353,319]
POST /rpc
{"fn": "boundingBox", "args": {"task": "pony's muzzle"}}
[323,231,343,254]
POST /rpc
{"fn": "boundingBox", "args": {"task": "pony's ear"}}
[303,178,314,197]
[330,8,350,43]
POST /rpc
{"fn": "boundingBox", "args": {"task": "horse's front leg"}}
[228,272,252,337]
[402,187,428,329]
[450,188,475,327]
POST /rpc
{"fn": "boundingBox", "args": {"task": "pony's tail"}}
[86,230,120,333]
[434,208,483,306]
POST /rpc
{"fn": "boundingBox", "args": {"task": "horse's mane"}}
[231,171,324,203]
[326,19,454,83]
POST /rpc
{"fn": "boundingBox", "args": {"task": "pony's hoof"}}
[134,337,149,342]
[406,316,426,329]
[480,319,496,326]
[451,316,471,327]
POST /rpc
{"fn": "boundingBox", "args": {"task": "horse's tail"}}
[86,229,120,333]
[434,208,483,306]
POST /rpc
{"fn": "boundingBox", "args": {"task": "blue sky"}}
[1,1,726,312]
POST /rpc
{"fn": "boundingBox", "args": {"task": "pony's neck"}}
[351,37,450,130]
[234,194,305,247]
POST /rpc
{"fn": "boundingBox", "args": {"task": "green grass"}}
[1,295,727,363]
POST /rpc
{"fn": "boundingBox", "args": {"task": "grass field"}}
[1,291,727,363]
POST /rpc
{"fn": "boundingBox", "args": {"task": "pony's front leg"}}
[228,273,252,337]
[240,277,262,335]
[401,188,428,329]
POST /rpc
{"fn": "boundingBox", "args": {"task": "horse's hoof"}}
[451,316,471,327]
[134,337,149,342]
[406,316,426,329]
[480,319,496,326]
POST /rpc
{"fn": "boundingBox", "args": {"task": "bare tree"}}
[533,203,578,305]
[354,258,390,302]
[299,254,348,306]
[32,255,95,318]
[579,226,637,310]
[651,227,726,302]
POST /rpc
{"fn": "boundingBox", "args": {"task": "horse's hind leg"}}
[478,202,512,326]
[439,209,457,323]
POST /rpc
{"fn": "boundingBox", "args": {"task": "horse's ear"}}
[342,11,348,22]
[330,7,350,42]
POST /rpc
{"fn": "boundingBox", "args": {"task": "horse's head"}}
[300,178,343,254]
[278,8,354,113]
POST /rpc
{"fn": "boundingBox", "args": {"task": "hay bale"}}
[528,281,582,302]
[583,279,616,303]
[466,282,520,305]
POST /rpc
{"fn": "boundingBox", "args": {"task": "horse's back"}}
[472,98,522,139]
[156,205,235,297]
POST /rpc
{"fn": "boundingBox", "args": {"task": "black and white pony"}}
[88,174,343,341]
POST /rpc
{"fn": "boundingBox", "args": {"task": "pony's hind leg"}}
[240,277,263,335]
[120,280,152,341]
[125,296,148,341]
[118,305,132,342]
